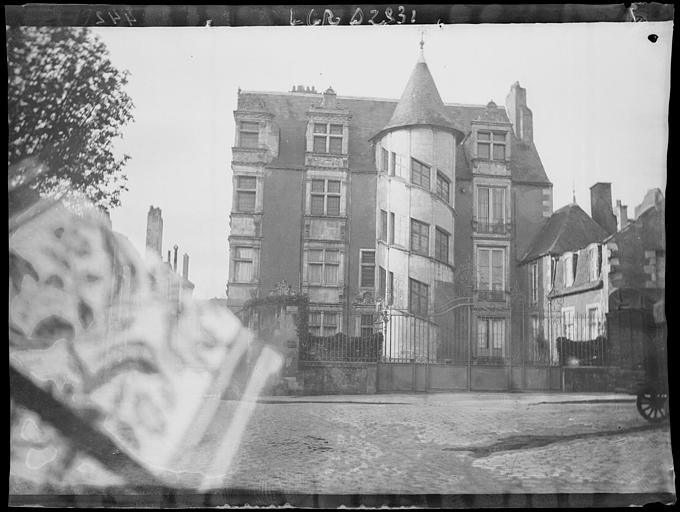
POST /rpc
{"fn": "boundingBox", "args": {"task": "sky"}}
[94,22,672,299]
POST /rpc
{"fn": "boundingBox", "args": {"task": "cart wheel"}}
[636,390,669,423]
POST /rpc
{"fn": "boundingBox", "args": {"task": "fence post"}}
[467,305,472,392]
[521,301,526,390]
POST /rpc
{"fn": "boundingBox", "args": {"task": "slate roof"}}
[237,87,550,184]
[520,203,609,264]
[373,59,464,141]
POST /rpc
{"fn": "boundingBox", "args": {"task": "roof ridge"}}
[240,90,507,110]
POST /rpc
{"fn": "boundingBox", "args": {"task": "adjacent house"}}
[519,183,665,364]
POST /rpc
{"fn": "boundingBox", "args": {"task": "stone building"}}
[519,184,665,362]
[226,47,553,364]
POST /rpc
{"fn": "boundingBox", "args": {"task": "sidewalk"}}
[253,391,636,405]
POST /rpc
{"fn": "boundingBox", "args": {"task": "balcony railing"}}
[476,289,507,302]
[472,218,512,235]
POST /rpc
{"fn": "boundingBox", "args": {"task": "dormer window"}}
[590,245,602,281]
[477,131,506,161]
[239,121,259,148]
[564,253,577,287]
[313,123,343,154]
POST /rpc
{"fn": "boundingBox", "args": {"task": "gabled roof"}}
[372,59,464,141]
[236,90,551,185]
[521,203,609,264]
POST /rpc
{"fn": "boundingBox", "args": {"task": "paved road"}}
[172,392,675,496]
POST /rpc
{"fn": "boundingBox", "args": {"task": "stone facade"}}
[226,52,553,366]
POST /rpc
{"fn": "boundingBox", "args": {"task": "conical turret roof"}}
[372,56,463,141]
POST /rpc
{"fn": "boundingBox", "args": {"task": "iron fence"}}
[297,306,610,368]
[299,331,383,362]
[547,310,609,367]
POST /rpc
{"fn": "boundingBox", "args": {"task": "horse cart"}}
[634,298,669,423]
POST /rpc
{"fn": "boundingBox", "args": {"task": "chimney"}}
[182,253,190,280]
[615,200,629,231]
[589,183,617,235]
[321,86,337,109]
[634,188,664,219]
[173,245,179,272]
[505,81,533,143]
[145,206,163,258]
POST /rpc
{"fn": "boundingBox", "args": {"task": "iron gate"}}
[376,299,563,392]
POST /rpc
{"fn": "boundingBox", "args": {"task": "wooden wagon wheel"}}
[636,389,669,423]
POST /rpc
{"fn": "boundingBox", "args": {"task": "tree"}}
[7,27,134,209]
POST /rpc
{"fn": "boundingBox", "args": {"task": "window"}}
[388,271,394,305]
[239,121,259,148]
[436,172,450,203]
[409,278,428,317]
[550,257,558,288]
[310,179,341,216]
[572,253,579,283]
[360,250,375,288]
[233,247,254,282]
[389,212,395,244]
[531,316,541,343]
[477,247,505,300]
[308,249,339,285]
[235,176,256,212]
[410,219,429,256]
[313,123,343,154]
[389,152,396,175]
[564,253,577,287]
[590,245,602,281]
[411,158,431,189]
[561,308,575,340]
[477,131,506,161]
[309,311,339,336]
[378,266,386,299]
[477,186,506,232]
[529,262,539,304]
[563,255,573,287]
[360,314,375,337]
[435,227,449,263]
[477,317,505,358]
[529,315,545,362]
[381,147,389,173]
[656,252,665,287]
[379,210,388,242]
[587,306,600,340]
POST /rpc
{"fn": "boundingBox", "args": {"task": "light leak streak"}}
[198,346,283,491]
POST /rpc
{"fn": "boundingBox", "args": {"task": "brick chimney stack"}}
[321,87,337,109]
[615,200,629,231]
[146,206,163,258]
[182,253,190,280]
[505,81,533,143]
[589,183,617,235]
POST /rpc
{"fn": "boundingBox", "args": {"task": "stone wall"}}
[239,295,306,395]
[299,362,377,395]
[563,367,645,393]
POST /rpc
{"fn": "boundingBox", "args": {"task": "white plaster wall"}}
[375,126,457,316]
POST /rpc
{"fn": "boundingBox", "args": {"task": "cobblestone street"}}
[174,392,675,496]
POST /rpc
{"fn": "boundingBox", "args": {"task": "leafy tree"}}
[7,27,134,209]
